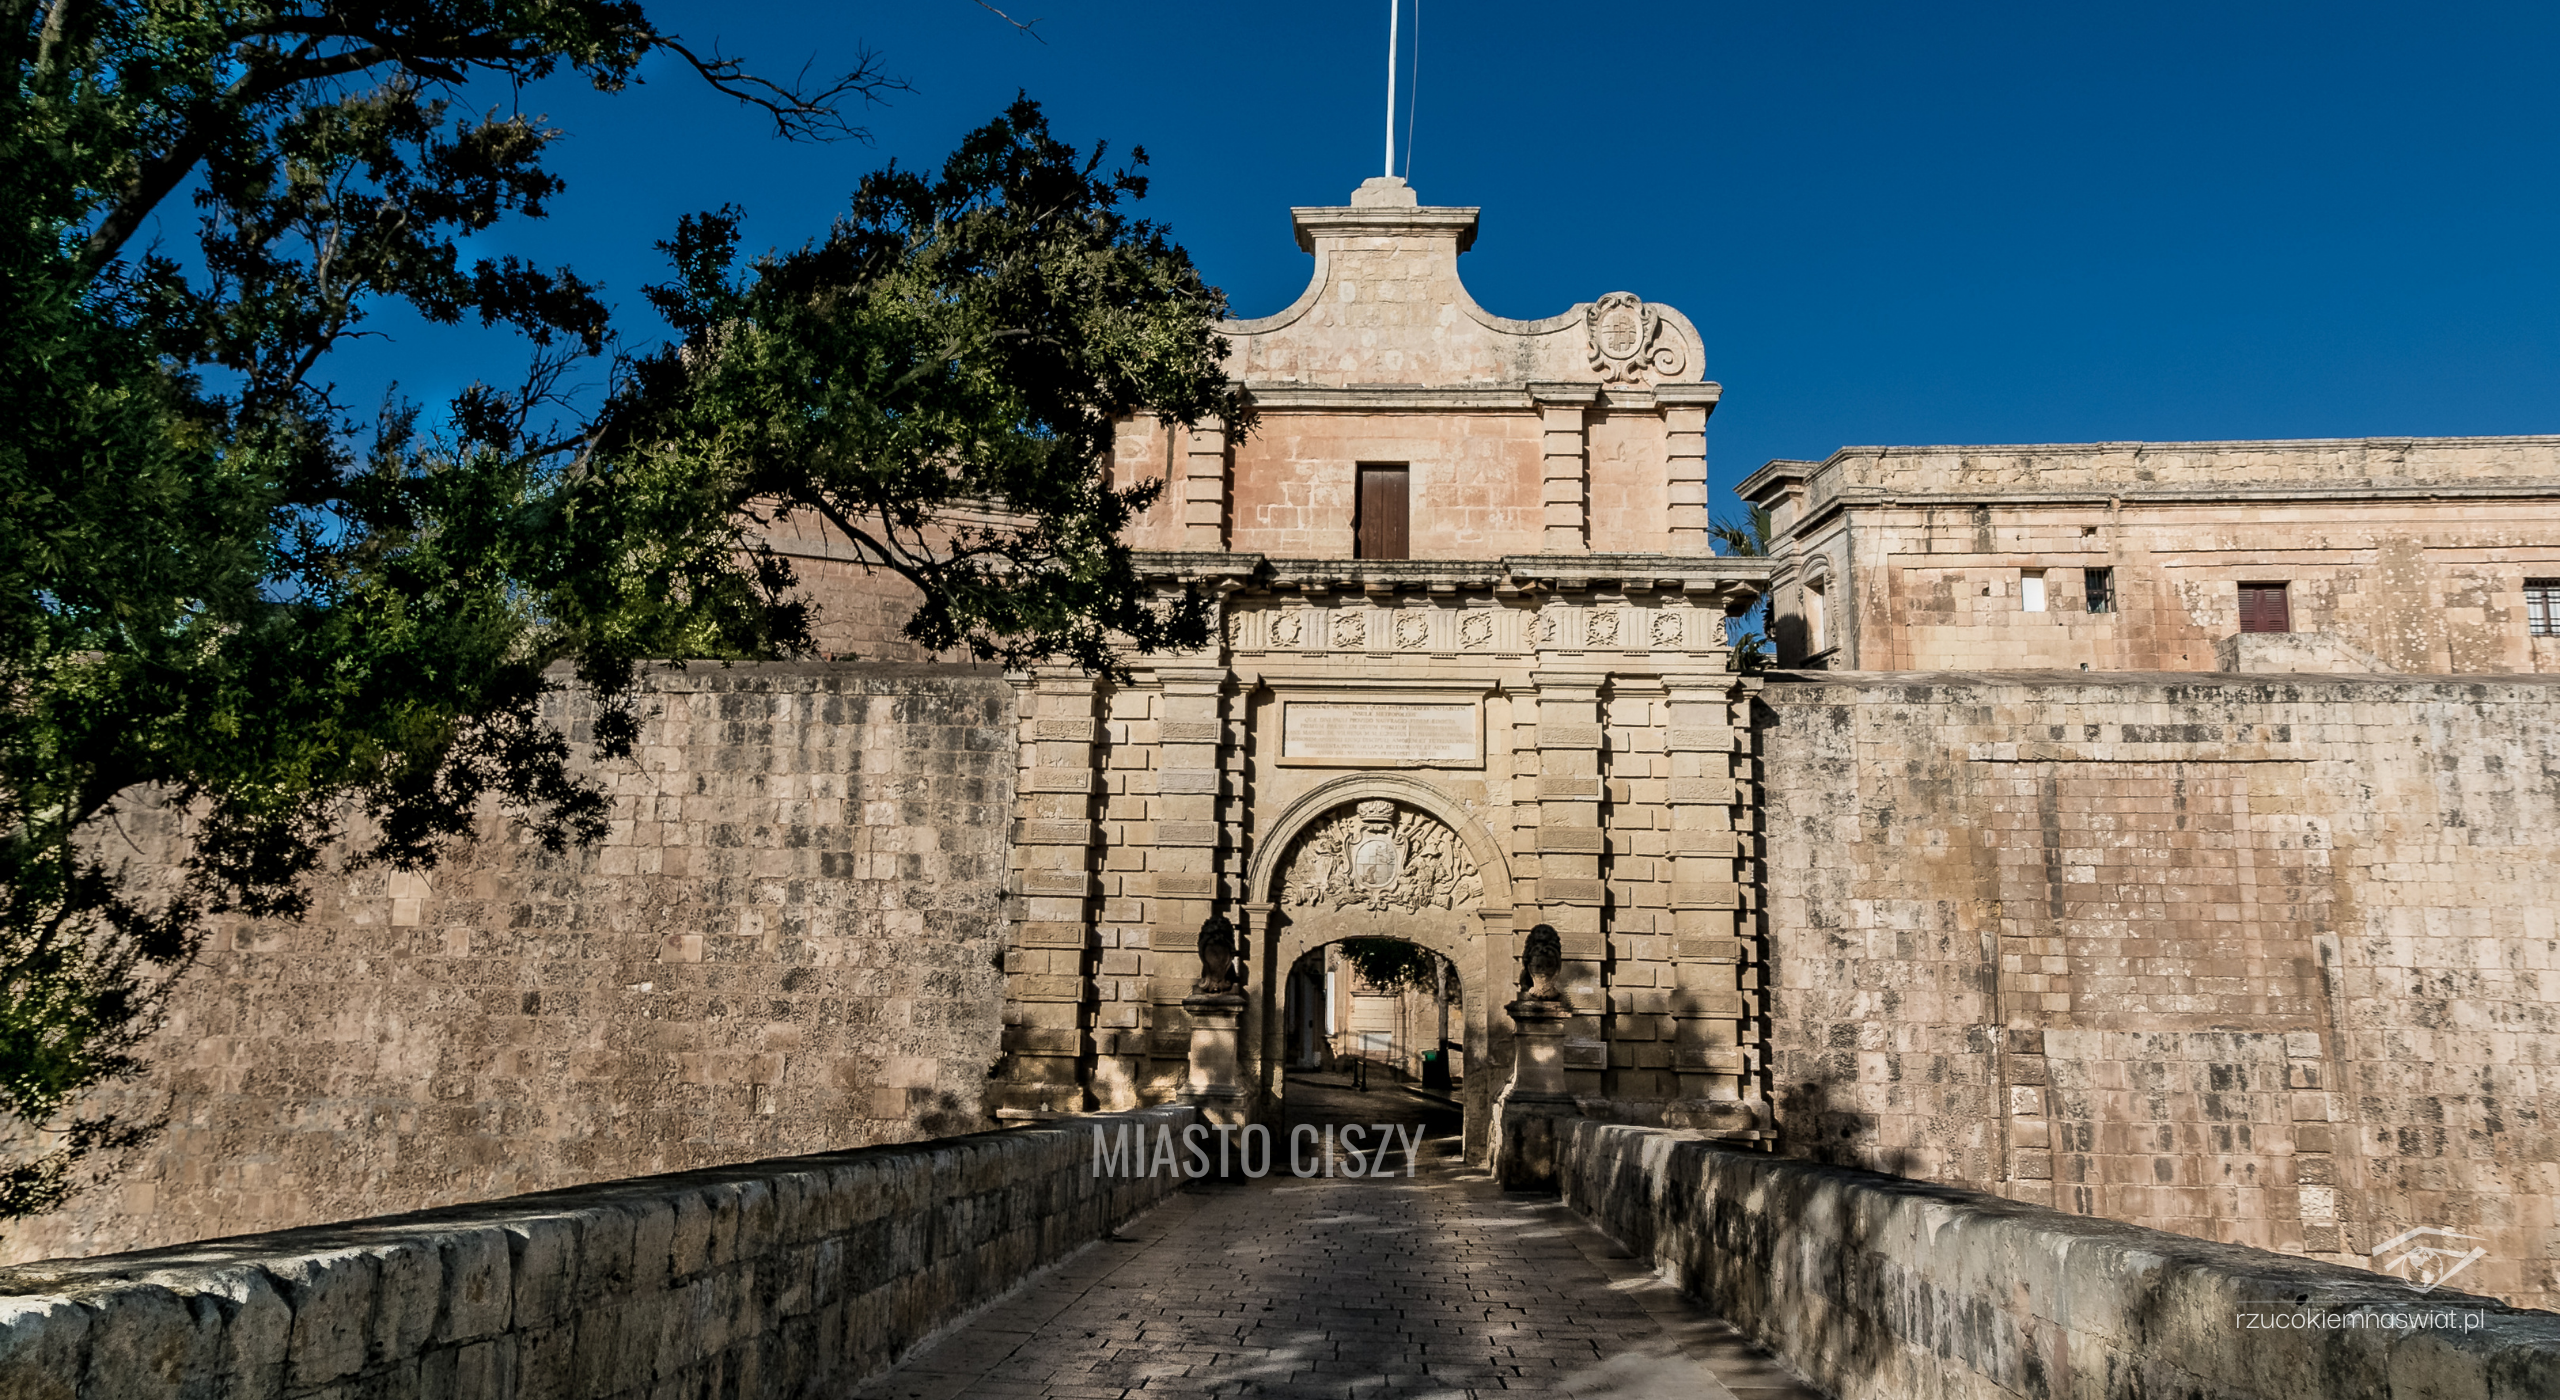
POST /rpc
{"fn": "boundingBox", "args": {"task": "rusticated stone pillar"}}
[1494,924,1577,1190]
[1180,994,1251,1128]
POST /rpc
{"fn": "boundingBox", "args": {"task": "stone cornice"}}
[1238,381,1716,415]
[1131,551,1770,603]
[1288,204,1480,254]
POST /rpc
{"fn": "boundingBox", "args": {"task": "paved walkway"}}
[856,1077,1824,1400]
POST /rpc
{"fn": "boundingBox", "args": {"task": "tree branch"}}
[653,37,910,142]
[972,2,1046,43]
[798,493,936,595]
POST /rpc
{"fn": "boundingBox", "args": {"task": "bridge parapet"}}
[0,1105,1194,1398]
[1563,1120,2560,1400]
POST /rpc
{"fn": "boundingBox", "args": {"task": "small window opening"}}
[2528,579,2560,637]
[1807,580,1829,654]
[1354,465,1410,560]
[2238,582,2291,634]
[2021,571,2047,613]
[2084,567,2116,614]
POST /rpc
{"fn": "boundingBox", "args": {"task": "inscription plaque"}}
[1281,702,1479,764]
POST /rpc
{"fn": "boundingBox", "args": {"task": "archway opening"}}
[1277,935,1465,1155]
[1247,786,1515,1166]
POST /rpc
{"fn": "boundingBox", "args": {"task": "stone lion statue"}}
[1518,923,1564,1002]
[1193,912,1244,996]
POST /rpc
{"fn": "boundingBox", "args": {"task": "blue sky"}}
[282,0,2560,505]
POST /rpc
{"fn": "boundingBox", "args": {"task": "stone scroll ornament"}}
[1193,912,1244,996]
[1585,291,1689,383]
[1517,923,1565,1003]
[1279,800,1484,915]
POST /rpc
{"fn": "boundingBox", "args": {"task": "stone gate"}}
[986,177,1774,1156]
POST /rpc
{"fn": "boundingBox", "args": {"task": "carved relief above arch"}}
[1245,774,1514,916]
[1278,800,1483,916]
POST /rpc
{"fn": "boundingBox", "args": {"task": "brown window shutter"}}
[1356,465,1409,560]
[2238,583,2290,634]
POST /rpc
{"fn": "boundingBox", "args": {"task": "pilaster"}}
[1600,678,1676,1102]
[1530,385,1597,552]
[995,672,1108,1119]
[1141,664,1237,1101]
[1530,671,1609,1096]
[1664,676,1761,1110]
[1661,394,1712,550]
[1179,418,1229,550]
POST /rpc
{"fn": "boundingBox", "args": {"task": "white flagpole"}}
[1385,0,1398,178]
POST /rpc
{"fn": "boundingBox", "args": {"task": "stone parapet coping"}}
[0,1105,1196,1398]
[1561,1121,2560,1400]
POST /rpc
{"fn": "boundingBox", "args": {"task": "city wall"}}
[0,1106,1194,1399]
[1563,1121,2560,1400]
[2,663,1019,1266]
[1757,671,2560,1311]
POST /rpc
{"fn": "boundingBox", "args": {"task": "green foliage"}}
[1,1,1232,1223]
[1336,939,1452,997]
[1710,501,1774,670]
[613,97,1255,674]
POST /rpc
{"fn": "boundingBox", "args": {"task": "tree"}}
[1,0,1232,1224]
[1710,501,1774,670]
[1336,939,1451,996]
[614,96,1253,674]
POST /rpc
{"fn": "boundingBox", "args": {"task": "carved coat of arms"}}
[1585,291,1688,383]
[1351,831,1400,889]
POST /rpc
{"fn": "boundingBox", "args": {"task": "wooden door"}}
[1356,465,1409,560]
[2238,583,2290,634]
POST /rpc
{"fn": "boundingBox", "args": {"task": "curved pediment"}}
[1219,177,1709,391]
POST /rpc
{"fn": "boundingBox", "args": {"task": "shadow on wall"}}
[914,1089,980,1139]
[1777,1075,1917,1180]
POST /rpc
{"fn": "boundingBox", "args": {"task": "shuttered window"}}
[2238,582,2290,634]
[2529,580,2560,636]
[1355,465,1409,560]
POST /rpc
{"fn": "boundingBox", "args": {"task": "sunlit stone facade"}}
[990,179,1772,1156]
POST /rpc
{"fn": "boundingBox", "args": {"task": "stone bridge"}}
[4,1060,2553,1399]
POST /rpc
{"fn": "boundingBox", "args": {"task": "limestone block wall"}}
[1756,672,2560,1311]
[0,1107,1195,1399]
[1562,1122,2560,1400]
[4,663,1017,1266]
[756,514,978,663]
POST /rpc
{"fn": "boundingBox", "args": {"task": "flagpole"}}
[1384,0,1398,178]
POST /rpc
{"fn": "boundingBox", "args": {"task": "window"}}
[2238,582,2290,634]
[2530,580,2560,637]
[1806,580,1829,654]
[2020,570,2047,612]
[1354,464,1409,560]
[2084,567,2115,614]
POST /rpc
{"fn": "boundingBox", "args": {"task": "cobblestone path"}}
[856,1078,1823,1400]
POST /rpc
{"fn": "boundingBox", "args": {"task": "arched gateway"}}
[1247,777,1514,1158]
[988,178,1773,1161]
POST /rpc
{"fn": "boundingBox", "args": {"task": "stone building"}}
[1740,438,2560,673]
[988,177,1772,1161]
